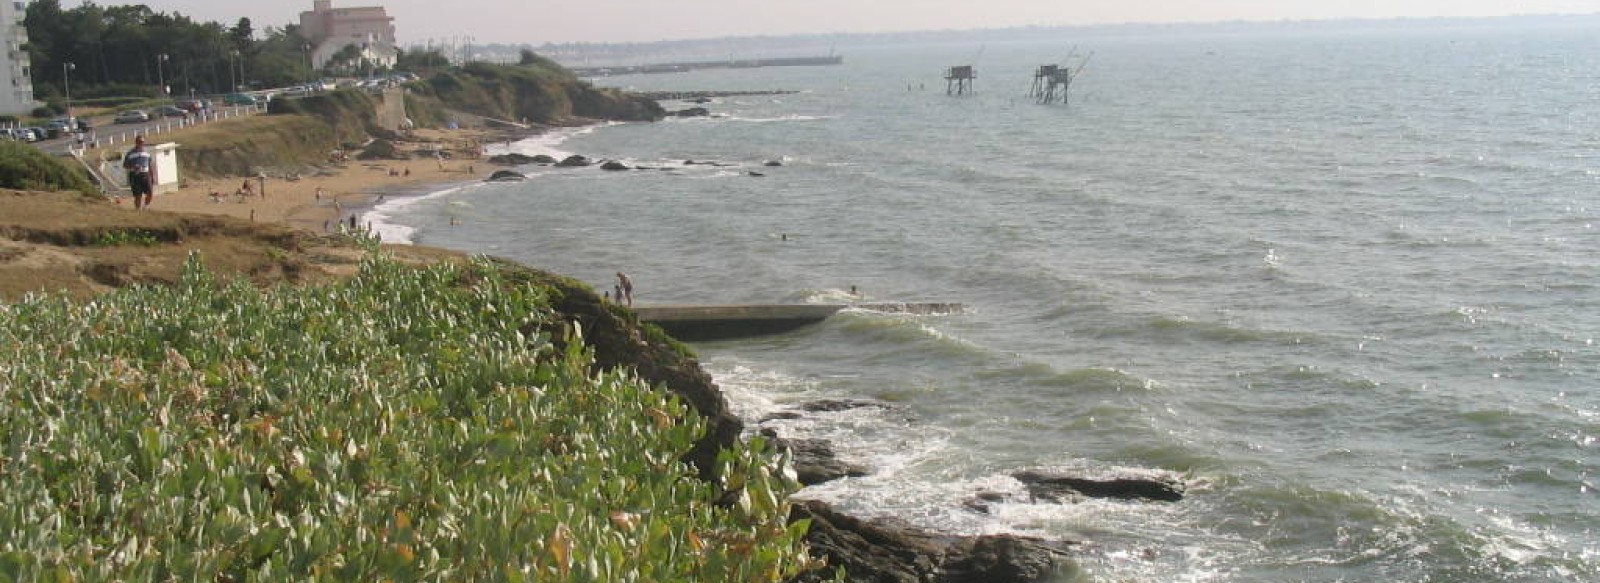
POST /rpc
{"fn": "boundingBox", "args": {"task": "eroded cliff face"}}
[409,62,665,125]
[483,259,741,478]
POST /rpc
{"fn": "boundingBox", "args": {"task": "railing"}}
[60,103,269,196]
[64,103,267,155]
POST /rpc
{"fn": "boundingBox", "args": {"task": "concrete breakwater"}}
[632,89,800,102]
[634,303,963,341]
[571,55,843,77]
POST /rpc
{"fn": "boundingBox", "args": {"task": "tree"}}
[230,17,253,47]
[397,48,450,71]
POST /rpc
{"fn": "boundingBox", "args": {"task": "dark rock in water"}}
[668,107,711,117]
[759,411,804,422]
[600,160,631,171]
[747,171,765,177]
[788,500,1076,583]
[556,155,592,167]
[963,491,1010,514]
[760,429,868,486]
[764,160,784,167]
[487,153,538,166]
[689,97,713,104]
[531,154,557,164]
[798,399,892,413]
[942,536,1072,583]
[1013,470,1185,502]
[485,170,526,182]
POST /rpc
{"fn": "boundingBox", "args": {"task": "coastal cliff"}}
[0,189,1080,581]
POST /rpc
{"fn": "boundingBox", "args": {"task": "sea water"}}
[370,19,1600,582]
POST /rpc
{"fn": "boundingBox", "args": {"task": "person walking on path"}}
[122,135,153,209]
[617,272,634,306]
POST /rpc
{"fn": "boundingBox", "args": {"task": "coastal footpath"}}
[0,58,1166,580]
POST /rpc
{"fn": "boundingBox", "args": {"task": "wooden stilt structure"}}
[945,65,976,96]
[1032,52,1092,105]
[1029,65,1059,98]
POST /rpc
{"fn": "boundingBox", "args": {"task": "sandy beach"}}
[132,128,504,233]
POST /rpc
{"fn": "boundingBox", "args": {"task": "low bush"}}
[0,141,98,195]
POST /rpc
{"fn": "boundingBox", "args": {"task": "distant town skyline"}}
[123,0,1600,45]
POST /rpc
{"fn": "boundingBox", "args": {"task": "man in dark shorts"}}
[122,135,153,209]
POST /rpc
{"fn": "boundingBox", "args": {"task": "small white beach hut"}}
[151,142,180,194]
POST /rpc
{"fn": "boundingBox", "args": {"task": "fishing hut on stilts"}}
[1031,51,1092,105]
[945,65,976,96]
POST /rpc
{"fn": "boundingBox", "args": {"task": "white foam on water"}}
[363,126,602,244]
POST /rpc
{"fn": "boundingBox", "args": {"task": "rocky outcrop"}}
[788,500,1076,583]
[495,262,742,481]
[1013,470,1185,502]
[760,429,869,486]
[356,139,404,160]
[556,155,592,168]
[600,160,631,171]
[485,170,526,182]
[487,153,540,166]
[667,107,711,118]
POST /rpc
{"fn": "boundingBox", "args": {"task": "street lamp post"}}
[229,50,239,92]
[62,62,74,118]
[157,53,169,96]
[302,43,312,84]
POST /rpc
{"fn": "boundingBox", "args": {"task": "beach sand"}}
[134,128,503,233]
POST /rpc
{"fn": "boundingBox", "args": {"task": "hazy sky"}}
[124,0,1600,44]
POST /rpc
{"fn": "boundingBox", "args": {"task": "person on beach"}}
[237,180,254,198]
[616,272,634,306]
[121,135,153,209]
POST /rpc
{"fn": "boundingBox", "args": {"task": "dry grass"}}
[0,189,466,301]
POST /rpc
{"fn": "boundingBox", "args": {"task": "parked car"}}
[24,127,46,141]
[114,110,150,124]
[153,105,190,118]
[175,98,207,113]
[44,118,74,138]
[223,93,259,106]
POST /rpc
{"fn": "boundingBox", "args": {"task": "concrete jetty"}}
[634,303,962,342]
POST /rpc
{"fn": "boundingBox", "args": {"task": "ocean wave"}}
[1092,314,1317,346]
[364,182,480,245]
[364,126,600,243]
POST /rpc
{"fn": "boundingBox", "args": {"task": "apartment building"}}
[1,0,37,116]
[299,0,398,71]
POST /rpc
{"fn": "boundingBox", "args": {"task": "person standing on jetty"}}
[122,135,153,209]
[617,272,634,306]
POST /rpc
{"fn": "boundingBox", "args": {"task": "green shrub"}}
[0,253,813,581]
[0,141,98,195]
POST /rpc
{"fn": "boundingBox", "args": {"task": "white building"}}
[299,0,398,71]
[1,0,38,116]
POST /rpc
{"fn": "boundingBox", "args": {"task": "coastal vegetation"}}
[407,61,665,125]
[0,141,97,195]
[0,250,815,581]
